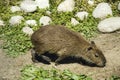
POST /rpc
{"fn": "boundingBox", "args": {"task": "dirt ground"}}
[0,32,120,80]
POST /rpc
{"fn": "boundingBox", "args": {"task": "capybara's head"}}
[82,41,106,67]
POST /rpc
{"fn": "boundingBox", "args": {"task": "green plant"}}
[110,75,120,80]
[20,65,92,80]
[0,24,32,57]
[20,65,120,80]
[0,2,46,57]
[66,14,99,38]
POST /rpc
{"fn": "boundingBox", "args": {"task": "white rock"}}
[88,0,94,5]
[71,18,79,26]
[35,0,49,9]
[20,0,37,12]
[9,15,24,25]
[25,20,37,26]
[118,3,120,10]
[22,26,34,35]
[11,6,21,12]
[92,3,112,19]
[39,16,52,26]
[98,17,120,32]
[46,11,51,15]
[57,0,75,12]
[0,20,5,26]
[75,11,88,20]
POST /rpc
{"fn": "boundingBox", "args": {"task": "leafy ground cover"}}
[20,65,92,80]
[20,65,120,80]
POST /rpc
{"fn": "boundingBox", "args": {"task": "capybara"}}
[31,25,106,67]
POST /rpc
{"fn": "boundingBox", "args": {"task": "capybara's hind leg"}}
[41,55,51,62]
[55,56,66,65]
[31,48,39,63]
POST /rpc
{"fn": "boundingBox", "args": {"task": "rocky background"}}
[0,0,120,33]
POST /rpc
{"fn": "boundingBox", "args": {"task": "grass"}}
[0,24,32,57]
[20,65,120,80]
[20,65,92,80]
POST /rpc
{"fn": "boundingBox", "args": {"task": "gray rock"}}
[39,16,52,26]
[57,0,75,12]
[22,26,34,36]
[0,20,5,26]
[11,6,21,12]
[9,16,24,25]
[71,18,79,26]
[46,11,51,15]
[88,0,94,6]
[25,20,37,26]
[75,11,88,20]
[35,0,49,9]
[118,2,120,10]
[92,3,112,19]
[98,17,120,32]
[20,0,37,12]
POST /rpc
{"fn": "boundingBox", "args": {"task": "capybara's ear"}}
[87,46,93,51]
[90,41,96,47]
[91,41,95,44]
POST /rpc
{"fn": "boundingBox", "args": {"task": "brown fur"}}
[31,25,106,67]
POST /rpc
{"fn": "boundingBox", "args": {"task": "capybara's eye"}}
[88,47,92,51]
[95,53,99,57]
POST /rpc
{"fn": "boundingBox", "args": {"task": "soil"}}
[0,32,120,80]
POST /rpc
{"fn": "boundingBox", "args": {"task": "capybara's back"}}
[31,25,106,67]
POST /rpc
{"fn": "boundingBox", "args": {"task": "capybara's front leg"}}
[31,48,39,63]
[55,56,66,66]
[41,55,51,63]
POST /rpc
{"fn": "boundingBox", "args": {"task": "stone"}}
[35,0,49,9]
[75,11,88,20]
[57,0,75,12]
[22,26,34,36]
[92,3,112,19]
[25,20,37,26]
[118,2,120,10]
[46,11,51,15]
[98,17,120,32]
[71,18,79,26]
[39,16,52,26]
[20,0,37,12]
[9,16,24,25]
[88,0,94,6]
[11,6,21,12]
[0,20,5,26]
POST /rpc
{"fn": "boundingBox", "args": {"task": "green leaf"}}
[71,74,79,80]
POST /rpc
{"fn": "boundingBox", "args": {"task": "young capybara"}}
[31,25,106,67]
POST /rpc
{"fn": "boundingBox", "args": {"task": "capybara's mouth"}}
[96,61,106,67]
[81,58,106,67]
[78,58,98,67]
